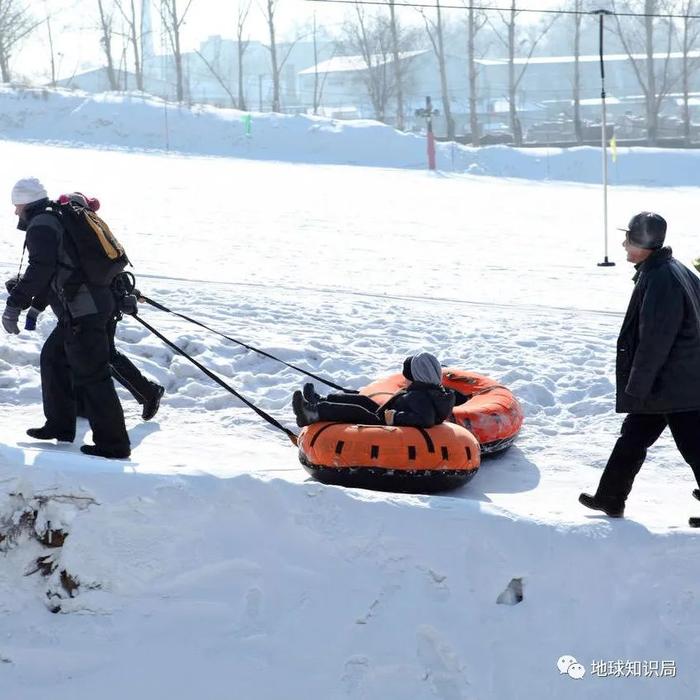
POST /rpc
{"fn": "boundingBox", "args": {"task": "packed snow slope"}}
[0,120,699,698]
[1,85,700,185]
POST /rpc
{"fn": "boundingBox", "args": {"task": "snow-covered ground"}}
[1,92,699,699]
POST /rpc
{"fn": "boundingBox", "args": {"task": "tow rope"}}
[133,313,298,446]
[139,294,350,393]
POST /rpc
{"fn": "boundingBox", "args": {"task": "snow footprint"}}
[341,655,370,695]
[416,625,471,700]
[233,586,266,639]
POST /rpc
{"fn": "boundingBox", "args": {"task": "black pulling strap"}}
[133,314,298,446]
[140,294,350,393]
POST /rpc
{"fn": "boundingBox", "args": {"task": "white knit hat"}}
[11,177,48,206]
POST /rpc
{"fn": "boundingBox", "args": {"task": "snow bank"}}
[1,86,699,186]
[1,468,698,700]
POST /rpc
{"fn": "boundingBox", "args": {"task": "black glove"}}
[5,275,21,294]
[24,306,42,331]
[119,294,138,316]
[2,303,21,334]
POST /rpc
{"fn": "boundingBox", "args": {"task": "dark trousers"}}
[40,313,130,449]
[597,412,700,503]
[317,393,384,425]
[107,315,154,404]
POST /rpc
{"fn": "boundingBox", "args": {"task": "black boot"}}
[27,425,74,443]
[578,492,624,518]
[80,444,131,459]
[302,382,322,404]
[292,390,320,428]
[142,383,165,421]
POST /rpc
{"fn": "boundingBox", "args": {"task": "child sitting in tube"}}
[292,352,457,429]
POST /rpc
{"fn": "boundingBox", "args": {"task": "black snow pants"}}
[40,311,130,450]
[596,411,700,504]
[107,315,155,405]
[317,393,384,425]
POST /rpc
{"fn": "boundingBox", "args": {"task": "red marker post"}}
[416,96,439,171]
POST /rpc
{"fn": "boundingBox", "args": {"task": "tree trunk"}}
[508,1,520,145]
[389,0,404,130]
[468,6,479,146]
[645,0,657,145]
[573,8,582,143]
[435,0,454,139]
[129,0,143,90]
[46,13,56,86]
[238,43,246,110]
[236,4,250,111]
[313,13,319,114]
[0,44,9,82]
[97,0,118,90]
[173,0,184,102]
[266,0,280,112]
[682,12,691,145]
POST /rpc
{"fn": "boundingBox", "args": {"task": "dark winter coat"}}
[379,382,456,428]
[616,247,700,414]
[8,200,112,319]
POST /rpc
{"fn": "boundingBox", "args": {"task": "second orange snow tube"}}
[361,368,524,454]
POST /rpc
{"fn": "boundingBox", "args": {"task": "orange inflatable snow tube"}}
[298,421,481,493]
[361,368,524,454]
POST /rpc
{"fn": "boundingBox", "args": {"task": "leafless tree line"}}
[1,0,700,146]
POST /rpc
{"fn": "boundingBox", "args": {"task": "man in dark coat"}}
[292,352,456,428]
[579,212,700,517]
[2,177,130,459]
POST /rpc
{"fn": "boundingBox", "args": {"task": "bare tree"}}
[237,0,251,110]
[115,0,143,90]
[42,0,57,86]
[195,49,236,106]
[97,0,119,90]
[0,0,40,82]
[466,2,488,145]
[676,0,700,144]
[262,0,281,111]
[613,0,675,145]
[420,0,455,140]
[490,0,557,145]
[387,0,405,129]
[340,5,395,121]
[309,13,337,115]
[158,0,196,102]
[572,0,585,143]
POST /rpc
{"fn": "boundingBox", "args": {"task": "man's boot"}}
[80,444,131,459]
[142,383,165,421]
[26,425,74,443]
[578,492,625,518]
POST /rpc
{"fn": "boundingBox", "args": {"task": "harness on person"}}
[48,199,130,287]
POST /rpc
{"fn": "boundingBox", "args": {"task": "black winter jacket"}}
[8,200,58,311]
[379,382,456,428]
[8,200,112,319]
[616,247,700,414]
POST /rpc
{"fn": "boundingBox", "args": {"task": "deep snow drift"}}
[0,96,699,699]
[2,85,700,185]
